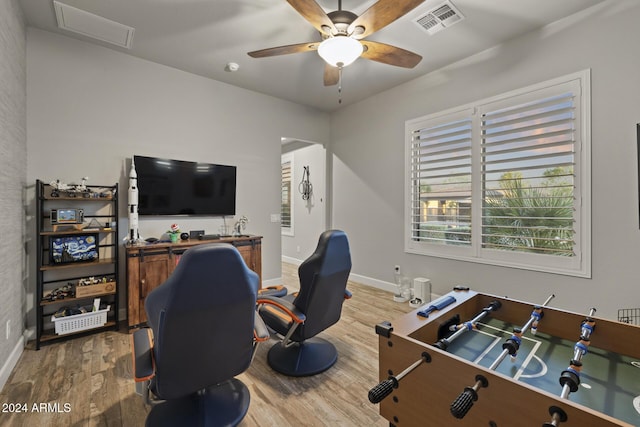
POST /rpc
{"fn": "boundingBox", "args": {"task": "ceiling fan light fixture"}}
[317,36,363,68]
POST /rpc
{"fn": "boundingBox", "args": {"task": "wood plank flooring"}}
[0,263,413,426]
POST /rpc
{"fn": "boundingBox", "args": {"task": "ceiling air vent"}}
[415,0,464,35]
[53,1,135,49]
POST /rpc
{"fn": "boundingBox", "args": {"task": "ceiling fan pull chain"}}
[338,66,343,104]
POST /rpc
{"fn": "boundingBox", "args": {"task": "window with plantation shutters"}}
[281,155,293,235]
[405,71,590,277]
[408,110,473,248]
[480,90,577,257]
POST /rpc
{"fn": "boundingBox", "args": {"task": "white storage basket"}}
[51,306,110,335]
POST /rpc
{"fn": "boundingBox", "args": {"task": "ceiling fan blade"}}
[324,64,339,86]
[348,0,426,39]
[248,42,320,58]
[287,0,336,35]
[361,40,422,68]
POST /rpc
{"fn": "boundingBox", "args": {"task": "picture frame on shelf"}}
[50,233,99,264]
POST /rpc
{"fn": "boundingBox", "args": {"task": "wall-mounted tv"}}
[134,155,236,216]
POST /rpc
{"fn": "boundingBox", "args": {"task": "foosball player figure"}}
[530,305,544,335]
[504,327,523,362]
[448,321,478,333]
[559,359,582,397]
[580,316,596,344]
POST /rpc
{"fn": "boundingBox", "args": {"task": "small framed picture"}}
[50,234,99,264]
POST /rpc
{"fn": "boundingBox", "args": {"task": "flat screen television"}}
[134,155,236,216]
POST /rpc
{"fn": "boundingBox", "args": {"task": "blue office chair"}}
[258,230,352,376]
[131,243,268,427]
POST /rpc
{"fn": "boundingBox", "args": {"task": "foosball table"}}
[370,289,640,426]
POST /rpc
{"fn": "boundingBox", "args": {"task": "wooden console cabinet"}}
[126,235,262,328]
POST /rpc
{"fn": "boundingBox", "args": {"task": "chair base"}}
[146,378,250,427]
[267,337,338,377]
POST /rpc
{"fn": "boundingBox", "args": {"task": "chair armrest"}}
[254,311,270,342]
[131,328,156,382]
[344,289,352,299]
[257,296,307,324]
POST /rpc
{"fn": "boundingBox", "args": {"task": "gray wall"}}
[25,29,330,331]
[0,0,26,386]
[331,0,640,319]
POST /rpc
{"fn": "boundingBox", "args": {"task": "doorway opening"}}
[280,138,328,265]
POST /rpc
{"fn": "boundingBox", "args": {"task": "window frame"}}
[405,70,591,277]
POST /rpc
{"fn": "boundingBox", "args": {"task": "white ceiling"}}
[20,0,604,112]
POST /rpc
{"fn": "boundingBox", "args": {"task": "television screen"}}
[134,155,237,216]
[50,234,98,264]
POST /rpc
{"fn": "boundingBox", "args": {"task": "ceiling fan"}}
[248,0,426,87]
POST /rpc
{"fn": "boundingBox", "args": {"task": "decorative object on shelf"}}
[50,208,84,229]
[53,306,87,318]
[233,216,249,236]
[126,157,143,244]
[84,218,103,230]
[49,176,90,198]
[299,165,313,200]
[167,223,181,243]
[75,275,116,298]
[44,284,75,302]
[180,232,189,241]
[50,234,98,264]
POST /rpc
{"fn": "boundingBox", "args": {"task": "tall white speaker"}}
[413,277,431,303]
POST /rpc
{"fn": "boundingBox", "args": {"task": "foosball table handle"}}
[368,352,432,404]
[450,374,488,419]
[450,387,477,419]
[368,377,398,403]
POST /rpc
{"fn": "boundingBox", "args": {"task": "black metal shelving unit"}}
[35,179,119,349]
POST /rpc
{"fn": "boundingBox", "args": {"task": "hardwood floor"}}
[0,263,413,426]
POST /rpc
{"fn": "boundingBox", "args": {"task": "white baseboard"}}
[281,255,303,266]
[283,256,398,293]
[348,273,397,293]
[262,277,281,287]
[0,336,24,392]
[281,256,439,299]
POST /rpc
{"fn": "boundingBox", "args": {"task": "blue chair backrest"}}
[144,243,259,399]
[293,230,352,340]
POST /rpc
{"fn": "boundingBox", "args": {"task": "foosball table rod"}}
[367,352,432,404]
[559,307,596,399]
[451,294,555,419]
[434,300,502,351]
[369,300,502,404]
[542,308,597,426]
[490,293,556,368]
